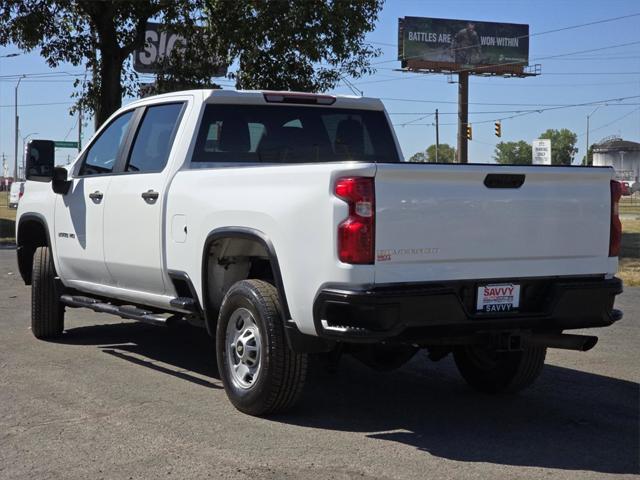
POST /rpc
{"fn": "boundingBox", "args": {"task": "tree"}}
[426,143,455,163]
[408,151,427,163]
[201,1,382,91]
[493,141,532,165]
[408,144,455,163]
[0,1,383,126]
[539,128,578,165]
[1,1,166,126]
[582,144,594,165]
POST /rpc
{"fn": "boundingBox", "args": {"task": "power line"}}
[535,72,640,75]
[388,104,640,115]
[0,71,85,79]
[381,94,640,107]
[363,70,640,88]
[392,95,640,126]
[356,40,640,86]
[576,106,640,138]
[0,101,74,108]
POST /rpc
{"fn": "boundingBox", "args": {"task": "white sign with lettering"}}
[532,139,551,165]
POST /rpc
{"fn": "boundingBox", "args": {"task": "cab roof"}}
[130,89,385,111]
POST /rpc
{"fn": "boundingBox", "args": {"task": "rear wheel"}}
[453,344,546,393]
[216,280,307,416]
[31,246,64,339]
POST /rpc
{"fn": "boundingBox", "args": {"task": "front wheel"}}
[31,246,65,339]
[453,345,546,393]
[216,280,307,416]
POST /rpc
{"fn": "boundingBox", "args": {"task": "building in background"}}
[592,136,640,185]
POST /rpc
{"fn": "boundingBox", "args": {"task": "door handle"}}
[88,191,103,201]
[141,190,159,202]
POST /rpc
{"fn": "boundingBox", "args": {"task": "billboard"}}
[398,17,529,72]
[133,22,227,76]
[532,139,552,165]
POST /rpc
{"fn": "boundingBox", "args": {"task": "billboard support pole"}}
[435,108,439,163]
[457,71,469,163]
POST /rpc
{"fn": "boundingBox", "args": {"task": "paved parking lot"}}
[0,248,638,479]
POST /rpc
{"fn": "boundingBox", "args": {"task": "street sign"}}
[532,139,551,165]
[133,22,227,76]
[54,141,79,149]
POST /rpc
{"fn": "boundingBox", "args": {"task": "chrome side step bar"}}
[60,294,172,327]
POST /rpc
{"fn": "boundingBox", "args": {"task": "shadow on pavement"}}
[284,356,640,475]
[59,320,639,474]
[57,321,220,388]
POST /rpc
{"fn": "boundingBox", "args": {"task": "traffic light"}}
[465,124,472,140]
[495,121,502,137]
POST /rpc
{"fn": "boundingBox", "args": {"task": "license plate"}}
[476,283,520,313]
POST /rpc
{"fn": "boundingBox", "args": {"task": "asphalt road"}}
[0,248,638,479]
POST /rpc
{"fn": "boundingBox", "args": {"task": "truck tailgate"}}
[374,163,615,284]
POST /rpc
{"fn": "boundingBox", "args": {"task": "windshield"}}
[191,104,399,165]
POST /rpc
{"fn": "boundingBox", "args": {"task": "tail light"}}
[334,177,375,264]
[609,180,622,257]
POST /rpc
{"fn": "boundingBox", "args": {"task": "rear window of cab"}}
[191,104,399,165]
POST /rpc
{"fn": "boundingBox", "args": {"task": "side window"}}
[126,103,184,173]
[79,111,133,176]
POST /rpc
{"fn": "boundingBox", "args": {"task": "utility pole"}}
[456,71,469,163]
[78,105,83,153]
[586,116,590,166]
[435,108,440,163]
[586,106,600,166]
[14,75,25,181]
[2,153,6,195]
[1,153,6,191]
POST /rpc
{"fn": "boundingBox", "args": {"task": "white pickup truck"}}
[17,90,623,416]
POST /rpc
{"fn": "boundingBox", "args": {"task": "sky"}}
[0,0,639,174]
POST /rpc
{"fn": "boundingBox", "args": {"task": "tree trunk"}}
[95,50,123,128]
[82,1,124,129]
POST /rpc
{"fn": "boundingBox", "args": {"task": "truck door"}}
[54,110,134,285]
[103,102,185,295]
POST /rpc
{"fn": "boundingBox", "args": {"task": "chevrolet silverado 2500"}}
[17,90,623,416]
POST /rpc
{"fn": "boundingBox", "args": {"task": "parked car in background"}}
[619,181,633,196]
[8,181,24,208]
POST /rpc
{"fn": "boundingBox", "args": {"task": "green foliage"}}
[408,151,427,163]
[582,144,594,165]
[408,144,455,163]
[0,0,383,125]
[201,0,382,92]
[426,143,455,163]
[493,141,532,165]
[539,128,578,165]
[0,1,167,125]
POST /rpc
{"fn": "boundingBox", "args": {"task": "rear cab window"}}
[191,104,399,166]
[126,103,184,173]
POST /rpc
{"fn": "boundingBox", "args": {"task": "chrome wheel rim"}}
[226,307,262,389]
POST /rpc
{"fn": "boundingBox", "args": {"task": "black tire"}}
[31,246,64,339]
[453,345,546,394]
[216,279,307,416]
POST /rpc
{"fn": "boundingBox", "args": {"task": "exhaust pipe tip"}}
[528,333,599,352]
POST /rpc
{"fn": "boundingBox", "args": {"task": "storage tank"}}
[592,136,640,186]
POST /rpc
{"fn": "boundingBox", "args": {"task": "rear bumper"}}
[313,276,623,343]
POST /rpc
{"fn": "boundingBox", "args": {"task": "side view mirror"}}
[25,139,55,182]
[52,167,71,195]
